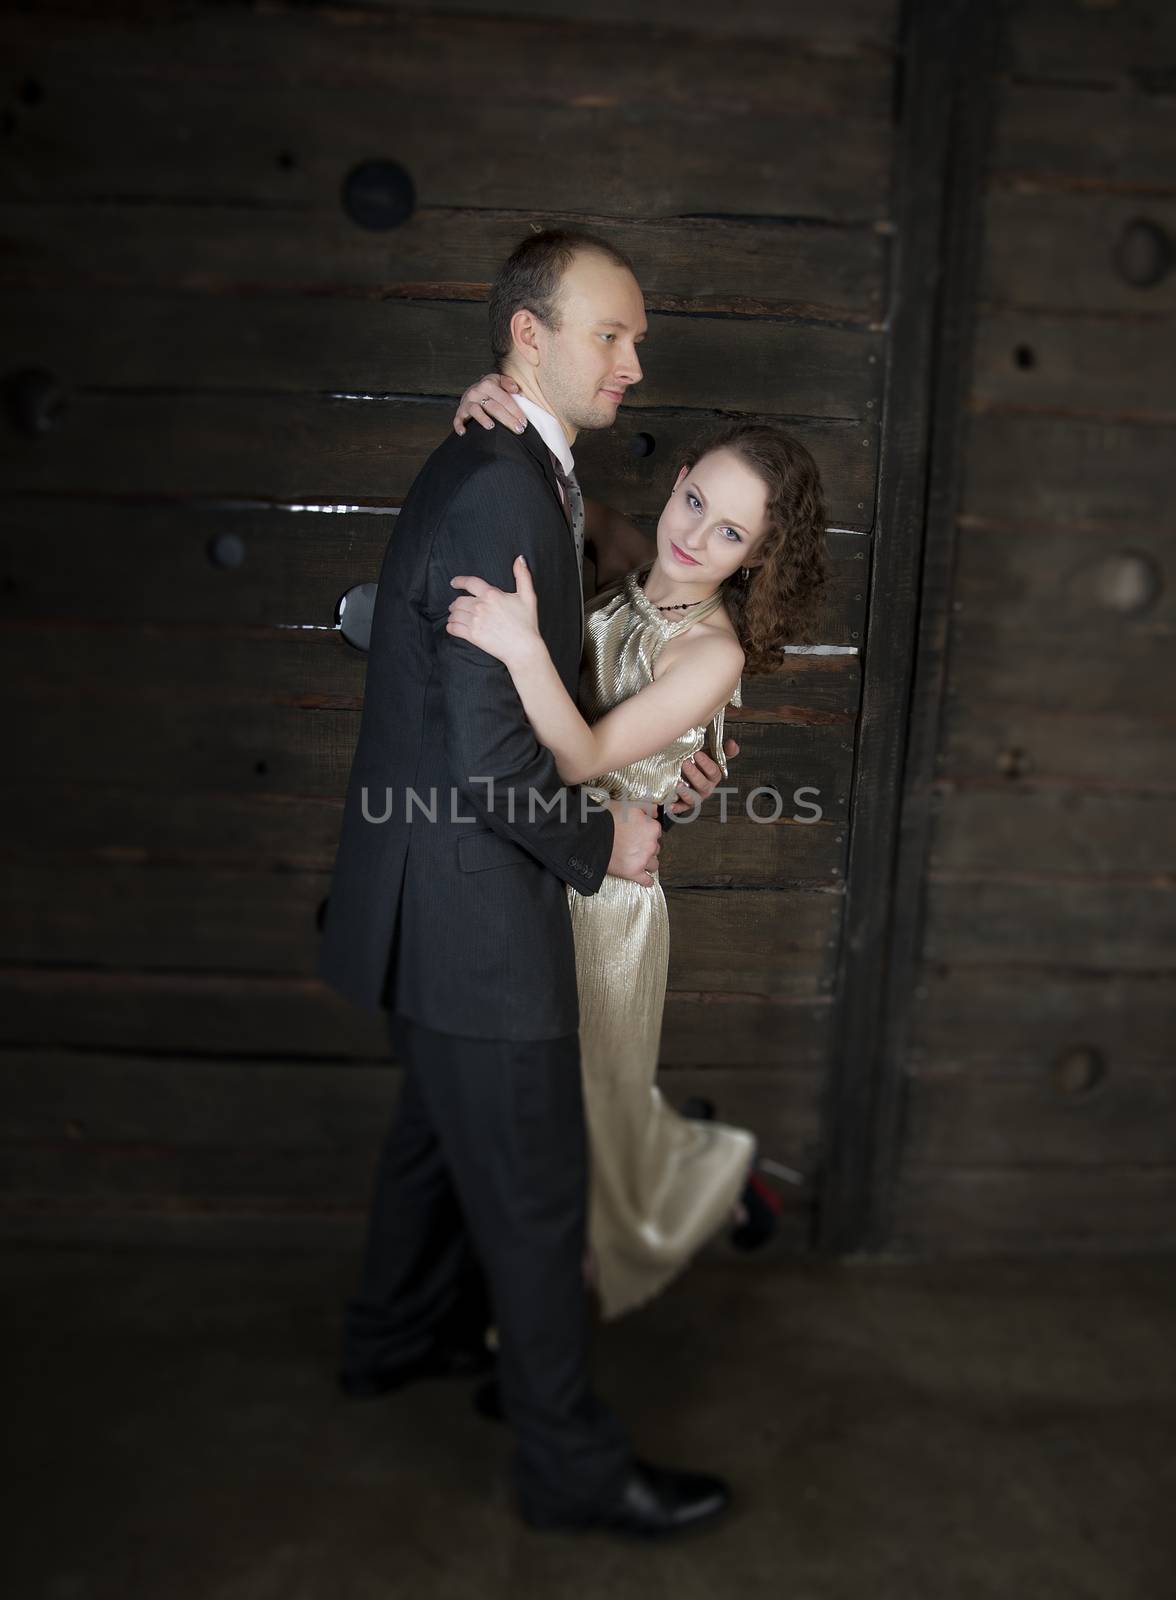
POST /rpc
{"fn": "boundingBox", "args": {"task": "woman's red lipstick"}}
[670,541,701,566]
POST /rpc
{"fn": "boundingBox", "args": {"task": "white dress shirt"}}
[514,392,576,483]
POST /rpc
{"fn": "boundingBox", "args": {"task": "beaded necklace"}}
[637,570,722,613]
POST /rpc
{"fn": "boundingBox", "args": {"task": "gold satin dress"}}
[567,563,757,1322]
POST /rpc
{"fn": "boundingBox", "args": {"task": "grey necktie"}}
[552,457,585,574]
[550,455,585,654]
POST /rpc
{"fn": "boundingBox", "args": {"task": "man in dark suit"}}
[318,230,731,1536]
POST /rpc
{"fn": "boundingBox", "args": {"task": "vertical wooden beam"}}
[812,0,1001,1255]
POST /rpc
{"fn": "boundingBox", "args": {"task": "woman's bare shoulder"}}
[655,614,744,681]
[694,608,740,645]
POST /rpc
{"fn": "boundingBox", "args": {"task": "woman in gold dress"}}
[446,417,827,1321]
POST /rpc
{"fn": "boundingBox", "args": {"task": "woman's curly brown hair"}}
[680,420,828,675]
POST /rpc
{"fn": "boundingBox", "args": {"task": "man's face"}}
[533,251,646,434]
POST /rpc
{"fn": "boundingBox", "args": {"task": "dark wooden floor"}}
[5,1237,1174,1598]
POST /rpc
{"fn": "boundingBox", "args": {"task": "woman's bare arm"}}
[583,499,655,594]
[507,634,741,787]
[447,560,743,787]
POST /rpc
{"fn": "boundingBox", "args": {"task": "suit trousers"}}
[341,1009,632,1520]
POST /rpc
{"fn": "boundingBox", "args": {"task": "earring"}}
[741,566,750,580]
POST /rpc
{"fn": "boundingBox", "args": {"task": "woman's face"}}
[655,449,769,586]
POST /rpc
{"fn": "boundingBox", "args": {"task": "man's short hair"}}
[487,228,637,364]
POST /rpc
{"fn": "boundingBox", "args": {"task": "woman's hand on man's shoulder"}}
[453,372,526,436]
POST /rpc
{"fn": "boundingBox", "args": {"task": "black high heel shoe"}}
[730,1170,782,1251]
[679,1095,800,1251]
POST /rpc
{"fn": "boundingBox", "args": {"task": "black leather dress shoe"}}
[339,1342,494,1400]
[524,1459,732,1539]
[476,1385,729,1538]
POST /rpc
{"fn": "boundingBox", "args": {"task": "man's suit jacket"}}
[317,419,616,1040]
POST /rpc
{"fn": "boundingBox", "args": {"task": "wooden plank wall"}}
[889,0,1176,1253]
[0,1,898,1235]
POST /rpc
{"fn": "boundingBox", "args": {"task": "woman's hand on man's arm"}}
[665,740,740,817]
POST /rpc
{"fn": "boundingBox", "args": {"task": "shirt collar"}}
[515,393,575,479]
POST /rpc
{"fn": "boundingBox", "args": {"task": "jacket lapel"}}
[516,422,584,655]
[518,421,573,531]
